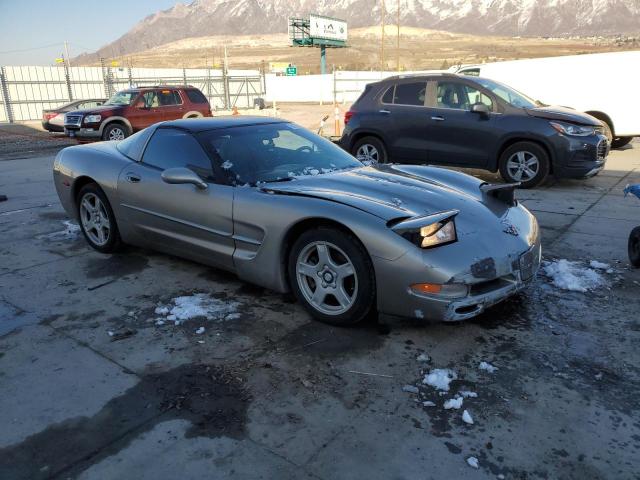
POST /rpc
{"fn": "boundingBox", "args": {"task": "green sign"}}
[286,66,297,76]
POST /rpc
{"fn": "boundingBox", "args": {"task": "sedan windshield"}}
[474,78,538,109]
[104,91,138,106]
[199,123,363,185]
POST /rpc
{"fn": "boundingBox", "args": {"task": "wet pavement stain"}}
[84,253,149,279]
[278,320,387,358]
[0,364,251,480]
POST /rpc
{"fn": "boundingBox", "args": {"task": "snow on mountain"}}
[79,0,640,61]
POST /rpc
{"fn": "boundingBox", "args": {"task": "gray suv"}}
[340,73,609,188]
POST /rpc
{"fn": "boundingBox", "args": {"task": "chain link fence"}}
[0,61,265,123]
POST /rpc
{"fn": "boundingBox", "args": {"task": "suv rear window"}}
[185,89,209,104]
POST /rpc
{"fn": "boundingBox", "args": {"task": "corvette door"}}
[117,127,234,270]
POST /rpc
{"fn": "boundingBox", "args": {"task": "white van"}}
[456,51,640,148]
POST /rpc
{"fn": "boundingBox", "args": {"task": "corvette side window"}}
[142,128,214,180]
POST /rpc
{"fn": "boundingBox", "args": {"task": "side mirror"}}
[471,103,490,115]
[161,167,208,190]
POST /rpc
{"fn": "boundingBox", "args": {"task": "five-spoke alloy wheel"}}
[77,183,122,253]
[499,141,550,189]
[289,227,375,326]
[352,136,387,164]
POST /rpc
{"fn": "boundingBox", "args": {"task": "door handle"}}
[431,116,445,121]
[379,109,391,114]
[125,173,141,183]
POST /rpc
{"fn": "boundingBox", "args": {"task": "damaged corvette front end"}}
[375,186,541,321]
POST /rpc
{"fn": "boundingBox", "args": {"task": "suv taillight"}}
[344,110,354,125]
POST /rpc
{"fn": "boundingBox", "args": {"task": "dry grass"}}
[87,26,639,72]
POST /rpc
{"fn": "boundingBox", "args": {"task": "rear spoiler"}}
[480,182,520,206]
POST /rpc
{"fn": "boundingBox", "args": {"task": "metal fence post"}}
[100,58,114,98]
[222,68,230,109]
[63,61,73,101]
[0,66,14,123]
[127,65,133,87]
[182,68,187,86]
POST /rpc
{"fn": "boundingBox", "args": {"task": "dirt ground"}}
[0,110,639,479]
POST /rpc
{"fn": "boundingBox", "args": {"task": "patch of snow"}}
[543,259,606,292]
[155,319,165,326]
[155,306,169,315]
[157,293,240,322]
[195,326,205,335]
[462,409,474,424]
[402,385,419,394]
[221,160,233,169]
[479,361,498,373]
[391,197,403,207]
[422,401,436,407]
[589,260,614,274]
[416,353,430,363]
[459,390,478,398]
[466,456,479,469]
[444,396,463,410]
[414,310,424,319]
[107,330,114,337]
[423,368,457,391]
[41,220,81,240]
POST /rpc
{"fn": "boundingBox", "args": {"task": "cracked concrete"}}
[1,141,639,479]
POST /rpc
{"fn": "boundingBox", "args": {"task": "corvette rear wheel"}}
[77,183,122,253]
[289,228,375,326]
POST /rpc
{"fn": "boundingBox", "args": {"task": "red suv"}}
[64,86,212,141]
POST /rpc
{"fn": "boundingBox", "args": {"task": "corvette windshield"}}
[104,91,137,106]
[474,78,538,109]
[200,123,363,185]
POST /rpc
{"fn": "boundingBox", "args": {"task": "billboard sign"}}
[309,14,347,42]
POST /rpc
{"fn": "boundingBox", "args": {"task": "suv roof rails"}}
[381,72,457,81]
[129,85,195,89]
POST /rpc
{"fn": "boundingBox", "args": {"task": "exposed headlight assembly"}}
[84,114,102,123]
[550,121,595,137]
[391,210,459,249]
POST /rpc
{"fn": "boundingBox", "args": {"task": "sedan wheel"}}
[356,144,379,163]
[506,151,539,182]
[289,228,375,326]
[296,241,358,316]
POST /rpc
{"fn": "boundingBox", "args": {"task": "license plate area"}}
[519,245,540,280]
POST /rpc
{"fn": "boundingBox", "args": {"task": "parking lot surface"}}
[1,139,639,479]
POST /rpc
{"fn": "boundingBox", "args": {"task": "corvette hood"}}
[263,165,504,222]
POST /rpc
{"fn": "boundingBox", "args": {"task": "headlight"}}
[550,121,595,137]
[84,114,102,123]
[392,211,459,249]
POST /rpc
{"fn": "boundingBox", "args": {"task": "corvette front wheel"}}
[288,228,375,326]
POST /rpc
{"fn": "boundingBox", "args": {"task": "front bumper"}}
[64,126,101,139]
[554,134,609,179]
[376,238,542,322]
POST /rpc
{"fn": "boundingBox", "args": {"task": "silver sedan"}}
[53,117,540,325]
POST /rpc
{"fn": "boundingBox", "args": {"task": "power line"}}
[0,43,62,55]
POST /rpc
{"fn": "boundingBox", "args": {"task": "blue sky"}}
[0,0,191,65]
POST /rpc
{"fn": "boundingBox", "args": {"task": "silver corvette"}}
[53,117,541,325]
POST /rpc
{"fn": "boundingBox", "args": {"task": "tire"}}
[499,141,550,189]
[102,122,129,141]
[76,183,122,253]
[629,226,640,268]
[288,227,376,326]
[352,136,388,164]
[612,136,633,149]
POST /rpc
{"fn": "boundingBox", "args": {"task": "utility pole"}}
[64,41,72,68]
[380,0,385,72]
[396,0,401,71]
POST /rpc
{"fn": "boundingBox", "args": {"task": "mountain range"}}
[78,0,640,62]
